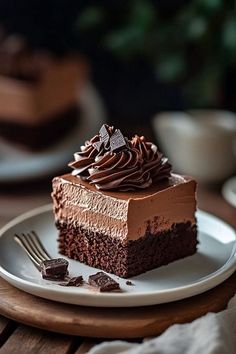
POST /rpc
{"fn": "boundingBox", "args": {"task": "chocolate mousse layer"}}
[52,173,197,277]
[52,174,196,242]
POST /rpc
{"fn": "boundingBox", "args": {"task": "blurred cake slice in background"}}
[0,33,88,150]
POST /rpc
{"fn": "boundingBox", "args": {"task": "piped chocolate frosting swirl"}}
[68,125,115,177]
[69,124,172,191]
[131,135,172,183]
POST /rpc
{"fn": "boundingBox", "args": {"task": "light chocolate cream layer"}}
[52,173,197,244]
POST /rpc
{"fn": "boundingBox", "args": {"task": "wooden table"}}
[0,179,235,353]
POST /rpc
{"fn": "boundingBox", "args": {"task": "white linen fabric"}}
[88,294,236,354]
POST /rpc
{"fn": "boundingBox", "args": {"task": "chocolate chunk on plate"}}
[126,280,134,286]
[60,276,83,287]
[40,258,69,280]
[88,272,120,292]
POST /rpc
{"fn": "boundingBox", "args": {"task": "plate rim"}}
[0,204,236,307]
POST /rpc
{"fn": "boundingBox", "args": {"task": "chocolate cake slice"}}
[52,125,197,278]
[0,34,86,150]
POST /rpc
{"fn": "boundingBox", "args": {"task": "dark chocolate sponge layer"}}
[56,221,198,278]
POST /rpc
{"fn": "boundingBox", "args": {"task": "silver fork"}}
[14,231,51,270]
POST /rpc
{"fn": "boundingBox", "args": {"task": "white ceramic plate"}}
[0,82,106,182]
[0,205,236,307]
[222,176,236,208]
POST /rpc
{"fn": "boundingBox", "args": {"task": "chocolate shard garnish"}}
[92,140,103,152]
[99,124,110,147]
[40,258,69,280]
[60,276,83,287]
[88,272,120,292]
[110,129,127,152]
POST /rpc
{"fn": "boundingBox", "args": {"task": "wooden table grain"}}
[0,180,235,353]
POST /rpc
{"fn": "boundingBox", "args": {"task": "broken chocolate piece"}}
[40,258,69,280]
[88,272,120,292]
[110,129,127,152]
[99,124,110,147]
[126,280,134,286]
[42,273,68,281]
[60,276,83,287]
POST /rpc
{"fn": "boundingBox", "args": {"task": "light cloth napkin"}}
[88,293,236,354]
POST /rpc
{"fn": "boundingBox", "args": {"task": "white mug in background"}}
[152,110,236,183]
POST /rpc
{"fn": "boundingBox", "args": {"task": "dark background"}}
[1,0,236,130]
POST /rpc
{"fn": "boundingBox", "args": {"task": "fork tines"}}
[14,231,51,270]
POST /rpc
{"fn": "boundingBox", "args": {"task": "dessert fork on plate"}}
[14,231,52,270]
